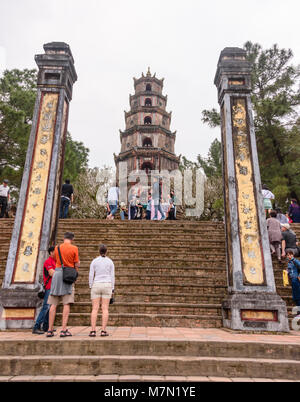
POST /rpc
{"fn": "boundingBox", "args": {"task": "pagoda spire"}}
[146,67,151,77]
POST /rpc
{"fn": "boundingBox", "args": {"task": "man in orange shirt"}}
[47,232,80,338]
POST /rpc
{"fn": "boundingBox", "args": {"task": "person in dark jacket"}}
[152,177,165,220]
[281,223,299,258]
[289,199,300,223]
[59,179,74,219]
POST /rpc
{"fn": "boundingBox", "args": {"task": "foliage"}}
[202,176,224,221]
[0,69,37,198]
[0,68,90,202]
[201,108,221,128]
[197,138,222,178]
[63,132,89,183]
[70,167,114,219]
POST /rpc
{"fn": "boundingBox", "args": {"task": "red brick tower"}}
[114,68,180,182]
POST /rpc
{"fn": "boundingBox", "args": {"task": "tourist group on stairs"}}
[20,178,300,334]
[32,231,115,337]
[266,211,300,262]
[262,184,300,261]
[106,181,177,221]
[262,184,300,320]
[262,184,300,223]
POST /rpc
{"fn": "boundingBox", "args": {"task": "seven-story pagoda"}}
[114,68,180,180]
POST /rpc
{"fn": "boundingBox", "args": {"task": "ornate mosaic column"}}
[214,47,289,332]
[0,42,77,329]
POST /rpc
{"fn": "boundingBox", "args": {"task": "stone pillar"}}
[214,47,289,332]
[0,42,77,329]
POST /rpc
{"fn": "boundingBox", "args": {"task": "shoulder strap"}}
[57,246,64,268]
[44,265,49,277]
[42,265,51,288]
[44,275,51,287]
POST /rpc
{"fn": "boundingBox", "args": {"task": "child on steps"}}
[285,249,300,318]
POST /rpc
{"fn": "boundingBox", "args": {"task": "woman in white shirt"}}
[89,244,115,337]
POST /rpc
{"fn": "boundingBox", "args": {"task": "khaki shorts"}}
[48,286,75,306]
[91,282,112,300]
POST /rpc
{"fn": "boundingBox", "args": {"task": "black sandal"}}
[100,330,109,337]
[60,329,72,338]
[46,330,54,338]
[89,331,96,337]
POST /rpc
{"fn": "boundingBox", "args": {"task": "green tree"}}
[197,138,222,178]
[0,69,37,193]
[0,68,90,199]
[63,132,89,183]
[201,42,300,204]
[179,155,199,171]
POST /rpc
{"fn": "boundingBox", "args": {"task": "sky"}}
[1,0,300,169]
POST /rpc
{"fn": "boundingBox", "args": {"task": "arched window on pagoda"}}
[144,116,152,125]
[146,84,152,91]
[143,137,152,147]
[145,98,152,107]
[141,161,153,174]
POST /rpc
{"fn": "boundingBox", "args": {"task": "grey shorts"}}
[91,282,112,300]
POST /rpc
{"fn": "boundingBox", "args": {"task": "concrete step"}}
[1,375,296,382]
[76,273,226,284]
[57,302,222,315]
[0,338,299,359]
[60,246,227,253]
[56,301,297,320]
[55,239,226,245]
[73,258,227,265]
[81,266,227,274]
[56,229,226,235]
[75,292,226,303]
[55,313,223,328]
[74,283,228,294]
[0,354,299,379]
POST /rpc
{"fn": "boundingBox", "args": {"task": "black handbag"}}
[110,289,115,305]
[57,246,78,285]
[38,270,51,299]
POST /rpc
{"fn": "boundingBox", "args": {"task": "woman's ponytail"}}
[99,244,107,257]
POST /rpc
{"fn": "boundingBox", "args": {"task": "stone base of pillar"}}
[0,288,42,330]
[222,293,290,332]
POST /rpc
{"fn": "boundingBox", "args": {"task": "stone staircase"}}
[1,218,300,381]
[55,220,226,328]
[0,219,300,328]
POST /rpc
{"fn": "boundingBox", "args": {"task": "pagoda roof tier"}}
[130,92,167,102]
[124,107,172,119]
[114,147,180,163]
[120,125,176,138]
[119,124,177,136]
[133,75,164,89]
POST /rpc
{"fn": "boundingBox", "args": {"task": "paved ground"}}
[1,327,299,381]
[1,326,300,343]
[0,375,297,382]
